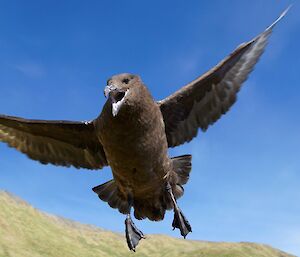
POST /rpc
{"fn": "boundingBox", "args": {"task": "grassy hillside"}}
[0,191,295,257]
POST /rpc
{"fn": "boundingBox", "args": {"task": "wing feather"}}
[0,115,107,169]
[159,8,289,147]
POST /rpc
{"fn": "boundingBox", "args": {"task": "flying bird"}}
[0,8,289,251]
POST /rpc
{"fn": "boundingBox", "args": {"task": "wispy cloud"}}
[15,63,46,78]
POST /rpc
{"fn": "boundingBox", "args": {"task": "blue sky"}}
[0,0,299,255]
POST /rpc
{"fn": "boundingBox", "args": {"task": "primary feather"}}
[158,8,288,147]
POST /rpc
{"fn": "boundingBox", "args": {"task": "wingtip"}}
[266,5,291,31]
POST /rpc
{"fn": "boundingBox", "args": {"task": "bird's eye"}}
[122,78,130,84]
[115,91,126,102]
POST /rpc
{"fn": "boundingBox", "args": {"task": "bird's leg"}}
[125,197,144,251]
[166,182,192,238]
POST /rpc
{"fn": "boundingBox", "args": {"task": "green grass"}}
[0,191,295,257]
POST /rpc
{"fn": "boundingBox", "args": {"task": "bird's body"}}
[95,76,187,221]
[0,7,289,251]
[98,80,168,194]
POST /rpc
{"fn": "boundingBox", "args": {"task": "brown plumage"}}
[0,8,289,251]
[95,75,187,221]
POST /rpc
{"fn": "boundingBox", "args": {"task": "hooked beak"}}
[104,85,115,98]
[104,85,128,117]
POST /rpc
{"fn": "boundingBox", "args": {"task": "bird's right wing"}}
[158,7,289,148]
[0,115,107,170]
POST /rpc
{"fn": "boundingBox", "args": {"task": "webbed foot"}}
[125,214,144,251]
[166,182,192,238]
[172,206,192,238]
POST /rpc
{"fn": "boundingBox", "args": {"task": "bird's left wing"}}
[0,115,107,169]
[158,8,289,148]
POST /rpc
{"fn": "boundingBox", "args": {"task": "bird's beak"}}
[104,85,115,98]
[104,85,128,117]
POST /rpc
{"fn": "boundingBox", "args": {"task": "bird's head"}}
[104,73,142,117]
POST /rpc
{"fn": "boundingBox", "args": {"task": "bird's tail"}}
[93,155,192,222]
[92,180,130,214]
[133,154,192,221]
[171,154,192,187]
[166,154,192,201]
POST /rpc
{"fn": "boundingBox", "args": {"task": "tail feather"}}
[172,154,192,186]
[92,180,130,214]
[93,154,192,221]
[164,154,192,210]
[134,198,165,221]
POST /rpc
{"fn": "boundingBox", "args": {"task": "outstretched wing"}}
[158,8,289,148]
[0,115,107,169]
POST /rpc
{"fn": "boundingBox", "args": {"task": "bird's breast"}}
[97,98,170,192]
